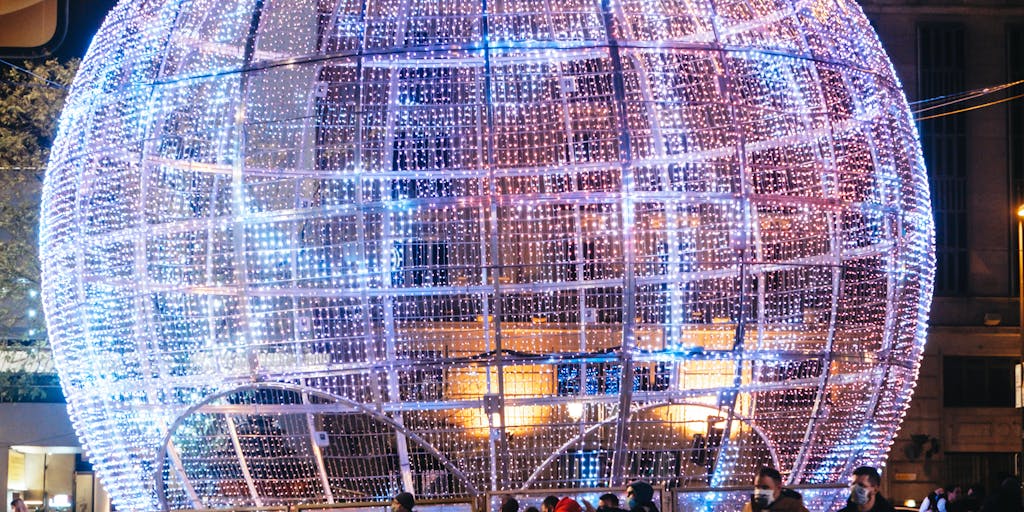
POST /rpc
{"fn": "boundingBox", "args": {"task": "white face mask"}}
[753,488,775,508]
[851,485,871,505]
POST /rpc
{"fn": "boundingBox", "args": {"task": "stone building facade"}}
[862,0,1024,504]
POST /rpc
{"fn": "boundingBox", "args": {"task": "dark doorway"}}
[943,452,1019,498]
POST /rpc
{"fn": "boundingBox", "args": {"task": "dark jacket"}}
[629,503,658,512]
[980,477,1022,512]
[838,494,897,512]
[742,489,810,512]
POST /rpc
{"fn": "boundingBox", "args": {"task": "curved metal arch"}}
[153,381,481,511]
[520,401,780,489]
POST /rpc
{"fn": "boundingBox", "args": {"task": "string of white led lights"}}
[40,0,933,511]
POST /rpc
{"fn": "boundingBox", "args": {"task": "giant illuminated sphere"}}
[40,0,934,510]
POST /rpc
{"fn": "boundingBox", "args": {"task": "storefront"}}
[1,404,107,512]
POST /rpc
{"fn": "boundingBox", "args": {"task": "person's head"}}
[392,492,415,512]
[525,507,540,512]
[597,493,620,510]
[850,467,881,507]
[502,498,520,512]
[752,467,783,508]
[999,476,1022,501]
[541,496,560,512]
[626,481,654,509]
[554,498,582,512]
[944,484,961,502]
[1001,475,1021,491]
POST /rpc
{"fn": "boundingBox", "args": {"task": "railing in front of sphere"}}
[167,483,853,512]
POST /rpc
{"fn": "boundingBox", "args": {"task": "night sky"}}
[53,0,119,59]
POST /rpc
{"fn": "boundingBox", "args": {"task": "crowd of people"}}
[734,464,891,512]
[390,481,662,512]
[7,468,1020,512]
[380,469,1024,512]
[731,466,1022,512]
[915,475,1022,512]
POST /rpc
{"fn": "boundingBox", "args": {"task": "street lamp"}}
[1017,205,1024,336]
[1017,204,1024,483]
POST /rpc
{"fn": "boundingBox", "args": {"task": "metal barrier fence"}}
[485,483,851,512]
[486,486,667,512]
[173,498,476,512]
[295,499,475,512]
[672,484,850,512]
[171,508,289,512]
[171,484,850,512]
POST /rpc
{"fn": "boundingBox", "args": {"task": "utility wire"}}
[912,83,1017,114]
[905,78,1024,120]
[916,92,1024,121]
[912,90,988,114]
[0,78,65,90]
[0,58,68,90]
[909,79,1024,107]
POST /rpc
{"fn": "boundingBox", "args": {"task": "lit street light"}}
[1016,204,1024,484]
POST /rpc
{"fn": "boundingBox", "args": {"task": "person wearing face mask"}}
[741,467,809,512]
[838,466,896,512]
[626,481,659,512]
[582,493,629,512]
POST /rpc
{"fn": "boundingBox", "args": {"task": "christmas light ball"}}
[40,0,934,510]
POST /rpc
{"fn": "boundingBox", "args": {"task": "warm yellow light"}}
[566,401,584,420]
[1016,204,1024,218]
[446,365,555,437]
[904,499,917,508]
[7,451,25,491]
[650,403,742,437]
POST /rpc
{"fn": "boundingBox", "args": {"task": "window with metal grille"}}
[556,361,670,395]
[918,23,967,295]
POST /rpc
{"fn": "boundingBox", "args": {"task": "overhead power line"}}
[0,58,68,90]
[916,92,1024,121]
[912,79,1024,120]
[909,79,1023,107]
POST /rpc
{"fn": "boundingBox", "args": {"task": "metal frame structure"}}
[41,0,934,510]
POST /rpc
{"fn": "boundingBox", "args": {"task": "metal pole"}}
[1017,208,1024,485]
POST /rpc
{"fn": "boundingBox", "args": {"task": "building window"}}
[556,362,670,395]
[943,356,1016,407]
[918,23,967,296]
